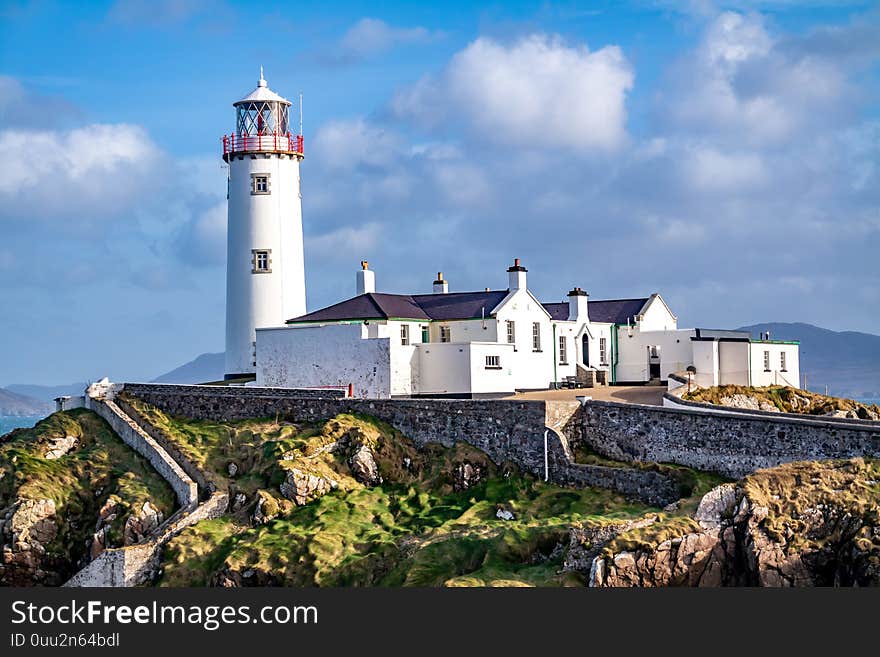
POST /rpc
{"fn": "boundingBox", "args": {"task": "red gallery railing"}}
[222,132,304,156]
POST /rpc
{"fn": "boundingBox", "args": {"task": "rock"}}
[227,462,239,478]
[349,445,381,486]
[826,409,859,419]
[495,507,515,521]
[719,394,779,413]
[10,499,57,546]
[252,491,279,525]
[279,468,337,505]
[231,493,247,513]
[43,435,78,460]
[453,461,484,491]
[564,516,657,574]
[123,501,163,545]
[694,483,737,530]
[0,499,59,586]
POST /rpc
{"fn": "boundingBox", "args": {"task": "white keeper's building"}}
[221,74,800,398]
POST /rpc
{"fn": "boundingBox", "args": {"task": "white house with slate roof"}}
[253,259,800,398]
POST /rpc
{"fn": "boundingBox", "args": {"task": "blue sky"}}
[1,0,878,385]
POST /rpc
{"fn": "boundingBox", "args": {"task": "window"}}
[440,326,451,343]
[780,351,787,372]
[400,324,410,346]
[532,322,541,352]
[763,350,771,371]
[485,355,501,369]
[558,336,568,364]
[506,320,516,345]
[599,337,607,365]
[251,173,270,195]
[421,325,430,343]
[252,249,271,273]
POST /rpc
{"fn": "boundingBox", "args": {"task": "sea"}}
[0,414,46,437]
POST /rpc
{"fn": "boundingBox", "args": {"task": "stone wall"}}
[126,382,346,400]
[581,399,880,479]
[123,383,680,506]
[65,394,229,587]
[86,397,198,508]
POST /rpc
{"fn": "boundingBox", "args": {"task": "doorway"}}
[582,334,590,367]
[648,345,661,380]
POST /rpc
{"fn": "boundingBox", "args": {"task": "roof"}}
[287,290,510,323]
[541,298,649,324]
[234,75,291,106]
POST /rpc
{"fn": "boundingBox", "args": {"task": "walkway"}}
[505,384,666,406]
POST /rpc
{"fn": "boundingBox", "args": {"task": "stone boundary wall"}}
[116,396,216,496]
[581,399,880,479]
[86,397,197,507]
[125,382,346,400]
[124,383,680,506]
[65,396,228,587]
[663,390,880,429]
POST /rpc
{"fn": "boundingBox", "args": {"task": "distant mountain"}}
[0,388,53,417]
[151,352,225,384]
[4,382,88,403]
[736,323,880,399]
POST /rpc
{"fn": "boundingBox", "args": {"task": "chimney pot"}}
[361,260,369,270]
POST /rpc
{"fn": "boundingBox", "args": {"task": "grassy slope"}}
[0,410,175,573]
[132,402,656,587]
[683,385,880,418]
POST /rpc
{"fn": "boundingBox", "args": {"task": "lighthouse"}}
[223,70,306,379]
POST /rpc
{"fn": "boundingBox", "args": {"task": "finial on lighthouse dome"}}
[258,65,266,87]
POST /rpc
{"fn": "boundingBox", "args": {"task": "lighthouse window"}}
[251,173,270,195]
[252,249,272,273]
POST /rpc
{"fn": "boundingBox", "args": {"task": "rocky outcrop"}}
[589,459,880,587]
[252,491,279,524]
[279,468,338,505]
[0,498,60,585]
[564,517,658,574]
[719,395,779,413]
[453,461,485,491]
[123,501,164,545]
[43,434,79,460]
[349,445,381,486]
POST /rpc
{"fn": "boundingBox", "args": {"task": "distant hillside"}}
[736,323,880,399]
[0,388,53,416]
[5,383,88,403]
[151,352,225,384]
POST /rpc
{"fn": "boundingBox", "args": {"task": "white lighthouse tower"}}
[223,70,306,379]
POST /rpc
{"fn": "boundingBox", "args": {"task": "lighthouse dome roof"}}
[234,70,291,106]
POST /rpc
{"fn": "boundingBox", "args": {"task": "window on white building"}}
[440,326,451,343]
[532,323,541,352]
[558,336,567,364]
[485,355,501,369]
[763,350,771,371]
[252,249,271,273]
[506,320,516,344]
[780,351,787,371]
[251,173,270,195]
[599,337,607,365]
[401,324,410,346]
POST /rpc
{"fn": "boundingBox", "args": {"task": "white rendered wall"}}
[416,343,474,395]
[636,296,677,331]
[691,340,720,388]
[493,289,556,390]
[468,343,516,394]
[255,324,391,398]
[749,343,800,388]
[615,328,696,383]
[226,153,305,376]
[718,341,750,385]
[429,318,498,344]
[572,322,613,376]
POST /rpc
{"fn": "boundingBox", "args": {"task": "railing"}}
[222,132,304,156]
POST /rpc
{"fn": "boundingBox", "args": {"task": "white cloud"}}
[307,222,383,260]
[391,34,634,152]
[684,146,766,191]
[311,118,402,171]
[0,124,162,221]
[340,18,438,58]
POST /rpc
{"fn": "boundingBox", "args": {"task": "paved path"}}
[505,385,666,406]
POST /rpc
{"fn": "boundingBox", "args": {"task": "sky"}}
[0,0,878,386]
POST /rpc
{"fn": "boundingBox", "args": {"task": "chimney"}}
[567,287,589,322]
[356,260,375,295]
[507,258,527,291]
[433,272,448,294]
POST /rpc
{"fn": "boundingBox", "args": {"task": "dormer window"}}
[251,173,270,195]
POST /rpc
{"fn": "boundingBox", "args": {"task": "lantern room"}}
[223,68,303,159]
